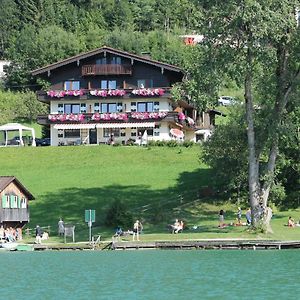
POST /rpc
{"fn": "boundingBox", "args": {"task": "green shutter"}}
[2,195,6,208]
[18,196,21,208]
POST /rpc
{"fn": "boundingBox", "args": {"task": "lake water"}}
[1,250,300,299]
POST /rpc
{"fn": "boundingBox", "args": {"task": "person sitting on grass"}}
[113,226,123,241]
[288,216,295,227]
[175,220,184,233]
[171,219,180,234]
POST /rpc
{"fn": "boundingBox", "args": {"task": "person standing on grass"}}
[35,225,43,244]
[133,220,142,241]
[237,207,242,225]
[58,218,64,236]
[218,210,225,228]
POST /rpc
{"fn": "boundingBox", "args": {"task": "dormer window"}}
[96,57,107,65]
[111,57,121,65]
[64,81,80,90]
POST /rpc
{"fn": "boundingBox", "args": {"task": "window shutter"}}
[2,195,6,208]
[18,196,21,208]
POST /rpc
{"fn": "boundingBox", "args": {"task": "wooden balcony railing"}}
[0,208,29,222]
[82,64,132,76]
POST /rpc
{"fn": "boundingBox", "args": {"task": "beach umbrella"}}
[170,128,184,139]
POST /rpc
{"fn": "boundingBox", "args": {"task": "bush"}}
[166,140,179,147]
[182,141,194,148]
[105,200,133,228]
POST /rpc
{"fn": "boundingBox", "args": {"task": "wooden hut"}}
[0,176,34,238]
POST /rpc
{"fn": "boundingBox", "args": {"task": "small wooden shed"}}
[0,176,34,233]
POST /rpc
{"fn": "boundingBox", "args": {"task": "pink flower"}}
[131,88,165,97]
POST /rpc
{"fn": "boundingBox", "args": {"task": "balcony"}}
[37,111,174,125]
[82,64,132,76]
[36,88,172,103]
[0,208,29,222]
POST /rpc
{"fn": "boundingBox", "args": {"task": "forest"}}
[0,0,299,222]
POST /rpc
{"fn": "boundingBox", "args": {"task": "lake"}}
[1,250,300,299]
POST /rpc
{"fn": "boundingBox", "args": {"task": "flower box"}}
[131,88,165,97]
[48,114,85,122]
[91,113,128,121]
[47,90,84,98]
[90,89,126,97]
[131,112,167,120]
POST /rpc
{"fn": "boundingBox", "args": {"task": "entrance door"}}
[89,128,97,144]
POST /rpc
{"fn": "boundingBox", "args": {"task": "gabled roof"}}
[31,46,184,76]
[0,176,35,200]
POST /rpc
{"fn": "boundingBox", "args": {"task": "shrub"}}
[182,141,194,148]
[166,140,179,147]
[105,200,133,228]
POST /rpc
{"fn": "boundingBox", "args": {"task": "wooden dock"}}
[110,240,300,251]
[16,240,300,251]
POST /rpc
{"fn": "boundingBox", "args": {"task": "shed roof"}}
[0,176,35,200]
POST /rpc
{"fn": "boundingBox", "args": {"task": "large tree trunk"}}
[244,47,261,227]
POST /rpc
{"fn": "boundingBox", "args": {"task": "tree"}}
[194,0,300,228]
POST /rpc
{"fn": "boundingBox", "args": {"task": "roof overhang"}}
[31,46,184,76]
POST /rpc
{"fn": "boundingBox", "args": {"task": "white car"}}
[218,96,236,106]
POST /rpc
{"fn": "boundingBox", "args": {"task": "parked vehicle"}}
[8,136,30,145]
[218,96,237,106]
[35,138,51,146]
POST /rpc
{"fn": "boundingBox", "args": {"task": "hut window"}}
[10,195,18,208]
[21,198,27,208]
[1,195,10,208]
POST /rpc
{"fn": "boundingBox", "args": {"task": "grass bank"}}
[0,145,299,242]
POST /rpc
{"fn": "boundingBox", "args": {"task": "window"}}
[137,79,153,88]
[64,104,80,114]
[154,101,159,112]
[131,102,137,112]
[137,102,154,112]
[80,104,86,113]
[10,195,18,208]
[101,103,117,113]
[64,81,80,90]
[103,128,120,138]
[96,57,107,65]
[111,57,121,65]
[21,198,27,208]
[64,129,80,138]
[94,103,100,113]
[58,103,64,113]
[101,80,117,90]
[137,80,146,89]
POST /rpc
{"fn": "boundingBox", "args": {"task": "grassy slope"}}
[0,145,299,242]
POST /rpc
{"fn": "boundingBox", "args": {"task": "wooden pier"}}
[13,239,300,251]
[110,240,300,251]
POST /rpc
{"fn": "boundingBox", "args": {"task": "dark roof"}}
[31,46,184,76]
[0,176,34,200]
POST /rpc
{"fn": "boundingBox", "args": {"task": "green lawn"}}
[0,145,299,243]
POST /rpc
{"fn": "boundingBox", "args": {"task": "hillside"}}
[1,145,299,242]
[0,146,209,227]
